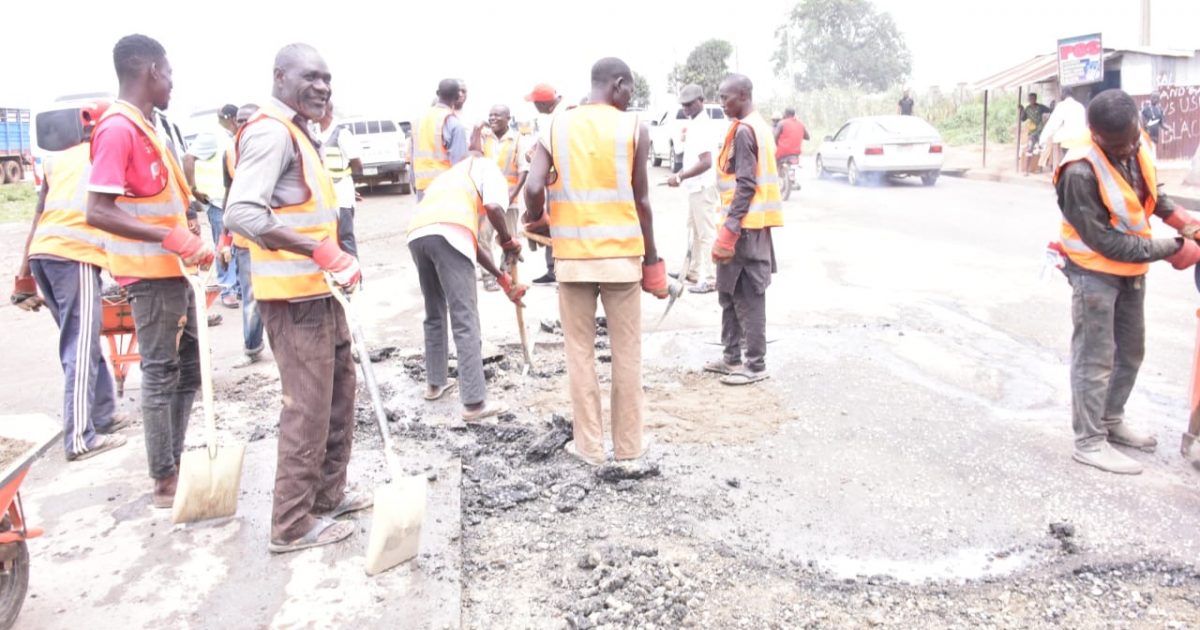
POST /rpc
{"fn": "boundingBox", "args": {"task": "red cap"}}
[525,83,557,103]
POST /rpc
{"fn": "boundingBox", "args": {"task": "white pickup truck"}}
[646,103,726,171]
[338,117,412,193]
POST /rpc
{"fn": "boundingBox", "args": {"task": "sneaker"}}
[234,348,264,369]
[483,277,500,292]
[67,433,128,461]
[97,412,132,434]
[564,441,605,467]
[703,359,741,375]
[1107,423,1157,451]
[1072,442,1143,475]
[207,313,223,327]
[613,434,655,461]
[221,294,241,309]
[532,273,557,285]
[687,280,716,294]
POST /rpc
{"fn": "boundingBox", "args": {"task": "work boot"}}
[1107,423,1157,452]
[153,474,179,509]
[532,272,556,285]
[1072,442,1143,475]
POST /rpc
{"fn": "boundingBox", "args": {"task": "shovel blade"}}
[171,444,247,524]
[364,475,428,576]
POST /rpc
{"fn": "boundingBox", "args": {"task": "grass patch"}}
[0,183,37,224]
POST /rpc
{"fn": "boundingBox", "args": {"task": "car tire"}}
[815,155,829,179]
[650,143,663,167]
[669,143,681,173]
[1,161,21,184]
[921,172,939,187]
[847,159,860,187]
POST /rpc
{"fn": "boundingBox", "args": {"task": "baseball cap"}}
[678,84,704,105]
[525,83,557,103]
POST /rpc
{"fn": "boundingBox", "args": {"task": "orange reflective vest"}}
[545,104,644,260]
[483,131,521,187]
[224,146,252,250]
[405,158,486,242]
[92,101,192,279]
[28,143,108,268]
[237,107,339,301]
[715,111,784,230]
[413,105,455,192]
[1056,139,1157,277]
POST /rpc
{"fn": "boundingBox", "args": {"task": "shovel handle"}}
[179,261,219,460]
[325,277,404,477]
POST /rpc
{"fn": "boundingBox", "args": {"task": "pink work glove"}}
[162,224,214,269]
[641,260,668,299]
[496,273,527,306]
[313,237,361,289]
[1166,239,1200,270]
[712,225,739,264]
[1164,209,1200,240]
[10,275,43,312]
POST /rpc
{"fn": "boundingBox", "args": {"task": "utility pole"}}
[1140,0,1151,46]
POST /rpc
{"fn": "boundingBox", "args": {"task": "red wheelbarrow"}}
[101,284,221,397]
[0,414,61,629]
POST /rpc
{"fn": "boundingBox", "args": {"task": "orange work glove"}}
[162,224,214,269]
[712,225,738,264]
[313,237,361,289]
[641,260,668,299]
[1165,239,1200,270]
[496,273,527,306]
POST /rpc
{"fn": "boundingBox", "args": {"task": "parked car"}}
[647,103,726,171]
[338,117,411,193]
[814,115,944,186]
[30,93,119,185]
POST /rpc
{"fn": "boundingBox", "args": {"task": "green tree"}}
[772,0,911,93]
[667,39,734,100]
[631,71,652,110]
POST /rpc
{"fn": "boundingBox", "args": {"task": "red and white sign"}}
[1058,33,1104,88]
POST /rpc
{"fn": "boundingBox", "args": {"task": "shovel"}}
[172,263,246,524]
[326,278,428,576]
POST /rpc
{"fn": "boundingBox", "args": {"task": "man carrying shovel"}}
[407,129,526,421]
[225,43,369,553]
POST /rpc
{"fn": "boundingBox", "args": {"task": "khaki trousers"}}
[687,185,718,282]
[558,281,643,460]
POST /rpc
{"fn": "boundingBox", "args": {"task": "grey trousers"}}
[1066,267,1145,449]
[409,235,486,407]
[718,272,768,372]
[126,278,199,480]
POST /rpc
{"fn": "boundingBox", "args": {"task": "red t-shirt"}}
[87,112,168,197]
[776,118,806,158]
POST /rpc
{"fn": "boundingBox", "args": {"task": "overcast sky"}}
[2,0,1196,126]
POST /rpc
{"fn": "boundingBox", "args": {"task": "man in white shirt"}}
[479,103,532,290]
[666,84,721,293]
[317,103,364,256]
[405,154,526,421]
[1039,90,1088,169]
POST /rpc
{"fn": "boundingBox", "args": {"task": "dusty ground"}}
[0,162,1199,628]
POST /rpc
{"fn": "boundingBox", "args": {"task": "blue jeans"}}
[233,245,264,354]
[206,203,239,299]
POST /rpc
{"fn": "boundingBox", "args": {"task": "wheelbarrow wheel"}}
[0,541,29,630]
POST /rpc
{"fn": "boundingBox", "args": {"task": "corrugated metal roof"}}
[972,54,1059,91]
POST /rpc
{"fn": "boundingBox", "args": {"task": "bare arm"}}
[86,191,171,242]
[632,123,658,264]
[523,143,551,223]
[183,154,209,204]
[17,182,49,277]
[676,151,712,182]
[484,202,513,246]
[508,171,528,206]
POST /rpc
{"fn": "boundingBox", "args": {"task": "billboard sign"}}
[1058,33,1104,87]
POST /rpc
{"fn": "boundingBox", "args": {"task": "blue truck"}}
[0,107,31,184]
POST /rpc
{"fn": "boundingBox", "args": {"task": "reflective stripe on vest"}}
[484,132,520,187]
[237,107,339,300]
[1054,139,1157,277]
[323,127,350,181]
[93,101,192,279]
[29,143,108,268]
[715,111,784,230]
[405,158,485,240]
[545,104,643,260]
[413,105,454,191]
[193,133,231,202]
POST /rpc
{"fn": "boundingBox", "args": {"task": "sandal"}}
[703,360,741,375]
[424,378,457,401]
[221,294,241,309]
[720,369,770,386]
[268,517,354,554]
[97,412,132,434]
[462,400,507,422]
[67,433,128,462]
[564,441,605,467]
[315,489,374,519]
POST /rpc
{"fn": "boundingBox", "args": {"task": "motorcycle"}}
[778,155,801,200]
